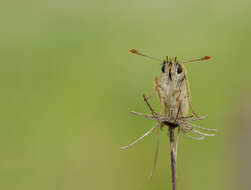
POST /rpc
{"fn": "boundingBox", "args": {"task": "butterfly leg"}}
[184,75,199,118]
[145,77,161,100]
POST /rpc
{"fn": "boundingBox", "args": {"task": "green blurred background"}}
[1,0,251,189]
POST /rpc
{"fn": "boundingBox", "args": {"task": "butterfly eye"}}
[161,63,166,73]
[177,64,183,74]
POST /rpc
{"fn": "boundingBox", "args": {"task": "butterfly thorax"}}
[159,58,189,119]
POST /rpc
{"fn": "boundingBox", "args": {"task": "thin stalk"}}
[169,127,176,190]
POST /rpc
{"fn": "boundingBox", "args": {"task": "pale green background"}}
[1,0,251,190]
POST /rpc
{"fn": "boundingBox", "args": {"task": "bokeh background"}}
[1,0,251,190]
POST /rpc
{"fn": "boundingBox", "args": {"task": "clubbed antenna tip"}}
[129,49,162,62]
[204,56,211,60]
[183,55,212,63]
[130,49,137,54]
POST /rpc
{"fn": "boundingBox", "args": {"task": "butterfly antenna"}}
[183,56,211,63]
[130,49,162,62]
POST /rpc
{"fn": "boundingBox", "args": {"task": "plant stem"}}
[169,127,176,190]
